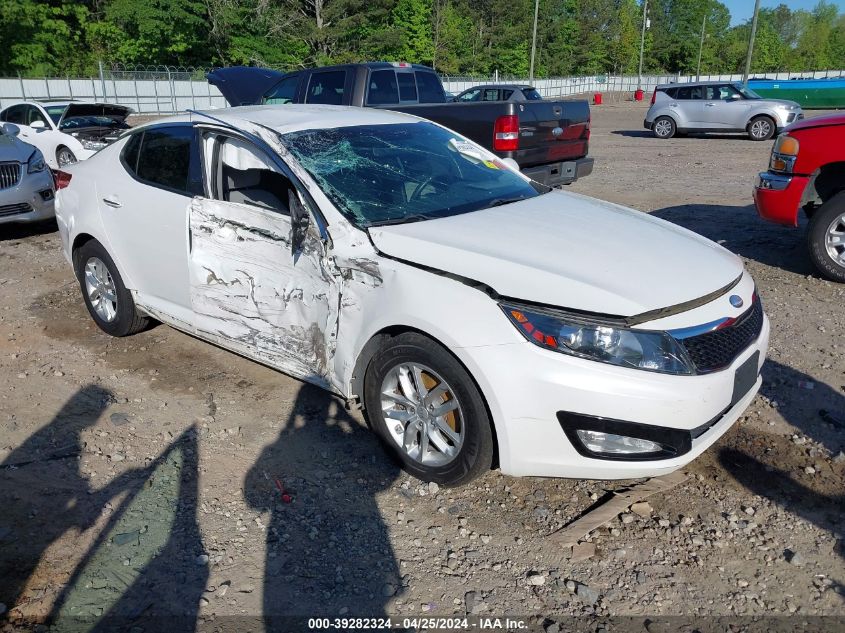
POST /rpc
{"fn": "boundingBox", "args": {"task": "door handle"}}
[102,196,122,208]
[705,103,716,107]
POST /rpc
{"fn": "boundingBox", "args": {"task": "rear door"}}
[675,85,707,128]
[98,124,202,323]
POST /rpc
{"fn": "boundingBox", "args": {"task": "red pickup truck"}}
[754,113,845,282]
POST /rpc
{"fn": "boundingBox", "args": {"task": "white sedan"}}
[54,105,769,486]
[0,100,131,169]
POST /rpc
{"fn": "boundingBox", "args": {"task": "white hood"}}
[368,191,743,317]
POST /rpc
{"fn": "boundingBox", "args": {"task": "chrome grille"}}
[0,162,21,190]
[680,299,764,373]
[0,202,32,217]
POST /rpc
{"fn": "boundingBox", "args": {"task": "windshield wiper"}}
[487,196,529,208]
[366,213,434,228]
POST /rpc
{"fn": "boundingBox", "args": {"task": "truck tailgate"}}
[516,101,590,168]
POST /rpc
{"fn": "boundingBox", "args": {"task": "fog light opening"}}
[575,429,664,456]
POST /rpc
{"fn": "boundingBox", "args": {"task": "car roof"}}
[655,81,739,89]
[142,104,421,135]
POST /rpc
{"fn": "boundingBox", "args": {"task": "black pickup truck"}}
[207,62,593,186]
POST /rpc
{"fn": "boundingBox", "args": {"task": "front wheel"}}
[747,116,775,141]
[56,146,77,167]
[807,191,845,283]
[75,240,149,336]
[363,332,494,487]
[652,116,676,139]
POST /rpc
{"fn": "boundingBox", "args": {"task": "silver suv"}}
[644,81,803,141]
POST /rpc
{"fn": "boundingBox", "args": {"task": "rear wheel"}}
[747,116,775,141]
[363,332,494,487]
[74,240,149,336]
[807,191,845,283]
[652,116,676,139]
[56,146,77,167]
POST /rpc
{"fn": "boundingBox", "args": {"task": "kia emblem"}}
[729,295,744,308]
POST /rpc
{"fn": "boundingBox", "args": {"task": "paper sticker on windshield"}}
[448,138,487,163]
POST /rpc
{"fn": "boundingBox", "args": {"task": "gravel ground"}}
[0,102,843,632]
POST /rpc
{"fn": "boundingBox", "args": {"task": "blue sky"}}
[724,0,845,25]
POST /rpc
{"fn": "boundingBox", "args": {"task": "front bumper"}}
[523,157,594,187]
[0,168,55,225]
[753,171,809,227]
[462,281,770,479]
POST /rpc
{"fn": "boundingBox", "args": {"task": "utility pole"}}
[743,0,761,86]
[529,0,540,81]
[637,0,649,91]
[696,12,707,81]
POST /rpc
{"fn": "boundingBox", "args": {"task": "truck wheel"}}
[747,116,775,141]
[363,332,494,487]
[806,191,845,283]
[652,116,676,139]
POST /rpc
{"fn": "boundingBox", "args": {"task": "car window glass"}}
[265,76,299,104]
[26,106,49,127]
[212,135,292,215]
[664,88,677,99]
[367,70,400,105]
[524,89,543,100]
[719,85,740,99]
[2,105,26,124]
[676,86,703,100]
[122,133,142,174]
[136,127,194,194]
[415,71,445,103]
[306,71,346,105]
[397,73,417,101]
[501,90,513,100]
[45,105,66,125]
[483,89,499,101]
[459,89,480,102]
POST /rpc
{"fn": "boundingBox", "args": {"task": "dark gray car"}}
[0,124,55,224]
[644,81,803,141]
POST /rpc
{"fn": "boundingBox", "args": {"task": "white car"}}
[54,105,769,486]
[0,100,131,169]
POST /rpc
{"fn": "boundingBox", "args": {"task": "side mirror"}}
[2,123,20,136]
[289,189,311,253]
[730,93,742,101]
[29,120,46,129]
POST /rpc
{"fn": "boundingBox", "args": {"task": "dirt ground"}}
[0,102,843,632]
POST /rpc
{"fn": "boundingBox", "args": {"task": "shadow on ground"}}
[0,385,207,631]
[652,203,815,275]
[0,219,57,241]
[245,384,402,628]
[612,130,754,140]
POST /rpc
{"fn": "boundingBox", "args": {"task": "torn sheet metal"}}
[189,198,339,390]
[549,471,688,548]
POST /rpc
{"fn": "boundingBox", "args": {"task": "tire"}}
[652,116,676,139]
[806,191,845,283]
[56,146,77,167]
[747,116,775,141]
[363,332,494,487]
[74,240,149,336]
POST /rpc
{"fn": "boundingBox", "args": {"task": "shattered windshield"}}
[282,122,542,228]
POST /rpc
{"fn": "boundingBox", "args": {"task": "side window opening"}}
[26,106,48,127]
[306,71,346,105]
[124,125,200,196]
[367,70,400,105]
[209,134,293,215]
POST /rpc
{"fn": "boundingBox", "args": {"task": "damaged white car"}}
[54,105,769,486]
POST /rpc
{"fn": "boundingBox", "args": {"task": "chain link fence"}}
[1,63,843,113]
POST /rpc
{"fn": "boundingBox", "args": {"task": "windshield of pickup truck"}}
[282,122,542,228]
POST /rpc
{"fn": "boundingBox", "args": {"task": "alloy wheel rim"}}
[58,150,76,167]
[655,120,672,137]
[751,120,771,139]
[824,211,845,268]
[380,362,464,467]
[84,257,118,322]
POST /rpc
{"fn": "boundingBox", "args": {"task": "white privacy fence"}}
[2,65,843,113]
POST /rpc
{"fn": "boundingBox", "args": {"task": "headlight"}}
[769,134,799,172]
[27,151,46,173]
[501,303,694,375]
[81,139,107,151]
